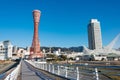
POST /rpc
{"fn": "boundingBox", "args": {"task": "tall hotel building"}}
[88,19,102,50]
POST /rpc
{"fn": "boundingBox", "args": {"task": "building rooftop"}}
[90,19,99,23]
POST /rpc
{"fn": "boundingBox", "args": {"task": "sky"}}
[0,0,120,48]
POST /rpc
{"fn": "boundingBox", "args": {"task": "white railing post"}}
[95,68,99,80]
[52,65,54,74]
[65,67,68,78]
[57,66,60,75]
[34,62,37,67]
[36,63,38,68]
[40,64,41,69]
[38,64,40,69]
[45,64,47,71]
[32,61,34,66]
[41,64,42,69]
[77,67,80,80]
[43,64,45,70]
[42,64,44,70]
[49,64,51,72]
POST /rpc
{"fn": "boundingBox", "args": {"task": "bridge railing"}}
[4,61,21,80]
[26,60,101,80]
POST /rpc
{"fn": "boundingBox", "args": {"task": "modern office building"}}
[0,40,13,60]
[88,19,102,50]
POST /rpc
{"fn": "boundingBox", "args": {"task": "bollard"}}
[95,68,99,80]
[65,67,68,78]
[76,67,80,80]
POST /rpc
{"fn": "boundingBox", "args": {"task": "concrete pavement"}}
[21,60,41,80]
[20,60,69,80]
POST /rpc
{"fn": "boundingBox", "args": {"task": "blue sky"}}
[0,0,120,48]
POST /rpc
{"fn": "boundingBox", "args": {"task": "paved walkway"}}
[20,60,69,80]
[21,60,41,80]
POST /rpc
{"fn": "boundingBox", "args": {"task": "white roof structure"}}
[90,19,99,23]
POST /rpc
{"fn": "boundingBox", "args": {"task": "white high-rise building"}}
[88,19,102,50]
[0,40,13,60]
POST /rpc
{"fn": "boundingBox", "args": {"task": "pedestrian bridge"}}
[3,60,110,80]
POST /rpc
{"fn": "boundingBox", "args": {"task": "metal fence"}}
[26,60,104,80]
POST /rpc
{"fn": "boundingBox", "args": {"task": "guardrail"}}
[26,60,101,80]
[4,61,21,80]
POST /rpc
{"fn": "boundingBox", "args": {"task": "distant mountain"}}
[41,46,84,53]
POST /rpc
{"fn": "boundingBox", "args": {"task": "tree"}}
[68,57,74,60]
[46,54,57,62]
[58,55,67,61]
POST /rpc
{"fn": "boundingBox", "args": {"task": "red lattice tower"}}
[30,10,43,59]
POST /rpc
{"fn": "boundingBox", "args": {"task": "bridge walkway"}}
[21,60,41,80]
[19,60,67,80]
